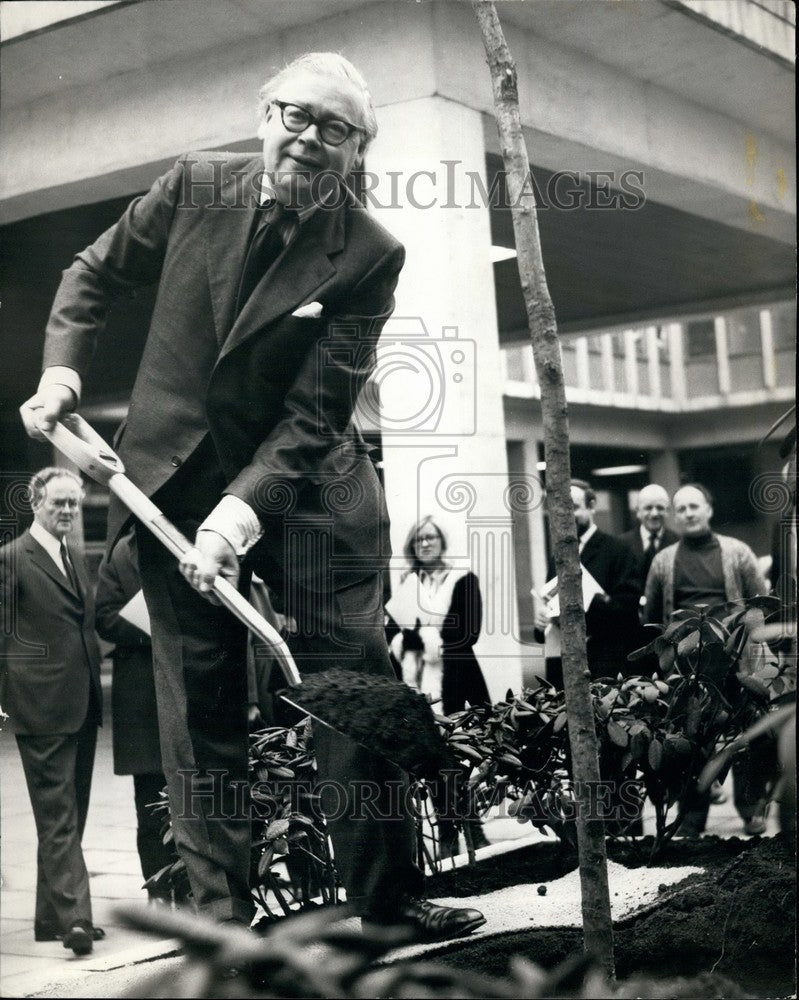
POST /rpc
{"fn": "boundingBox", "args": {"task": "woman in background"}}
[386,515,490,857]
[386,515,489,714]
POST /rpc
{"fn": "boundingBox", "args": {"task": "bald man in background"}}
[619,484,679,593]
[618,484,680,665]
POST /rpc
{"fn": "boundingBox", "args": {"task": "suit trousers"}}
[137,520,422,923]
[276,574,423,918]
[16,712,97,935]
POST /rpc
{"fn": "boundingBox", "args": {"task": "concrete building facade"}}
[1,0,795,692]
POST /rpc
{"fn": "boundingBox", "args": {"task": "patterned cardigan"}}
[644,533,767,625]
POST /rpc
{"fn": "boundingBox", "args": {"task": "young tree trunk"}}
[472,0,615,977]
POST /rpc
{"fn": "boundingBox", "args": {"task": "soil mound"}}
[431,835,795,997]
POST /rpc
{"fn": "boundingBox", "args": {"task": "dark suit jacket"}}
[44,153,404,591]
[618,525,679,590]
[0,529,102,735]
[95,532,161,775]
[579,530,641,673]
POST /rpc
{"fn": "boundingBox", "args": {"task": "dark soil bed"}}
[426,834,796,998]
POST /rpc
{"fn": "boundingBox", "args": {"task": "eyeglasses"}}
[416,533,441,546]
[272,100,364,147]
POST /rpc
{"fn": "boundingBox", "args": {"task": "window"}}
[686,319,716,357]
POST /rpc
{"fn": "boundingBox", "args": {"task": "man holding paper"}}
[534,479,640,687]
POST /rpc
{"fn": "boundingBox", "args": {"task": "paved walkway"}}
[0,666,778,998]
[1,670,179,997]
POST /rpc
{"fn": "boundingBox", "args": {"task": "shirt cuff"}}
[39,366,81,406]
[198,495,263,557]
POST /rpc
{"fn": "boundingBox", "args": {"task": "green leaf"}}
[664,618,700,642]
[668,609,699,623]
[742,595,781,613]
[707,600,741,619]
[630,731,647,760]
[648,738,663,771]
[266,818,290,842]
[700,621,724,644]
[289,814,318,830]
[724,622,748,656]
[658,645,677,672]
[251,787,276,806]
[743,608,766,630]
[607,720,629,747]
[257,846,275,878]
[736,673,770,699]
[553,711,567,733]
[686,697,703,738]
[677,631,700,657]
[269,766,295,779]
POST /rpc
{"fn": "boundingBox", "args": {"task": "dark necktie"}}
[235,201,292,316]
[643,531,659,574]
[60,541,81,596]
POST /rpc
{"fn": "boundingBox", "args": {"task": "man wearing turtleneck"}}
[673,529,726,609]
[645,484,766,624]
[644,483,770,836]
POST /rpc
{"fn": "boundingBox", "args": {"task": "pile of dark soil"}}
[285,669,452,777]
[427,834,796,998]
[426,832,754,899]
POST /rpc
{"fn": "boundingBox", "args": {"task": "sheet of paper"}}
[540,566,605,618]
[118,589,151,636]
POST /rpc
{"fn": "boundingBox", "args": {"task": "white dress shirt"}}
[29,521,69,576]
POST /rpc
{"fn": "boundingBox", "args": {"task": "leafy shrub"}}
[146,597,794,903]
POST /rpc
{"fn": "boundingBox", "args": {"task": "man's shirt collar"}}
[29,521,67,574]
[259,175,325,224]
[579,522,598,553]
[640,524,663,548]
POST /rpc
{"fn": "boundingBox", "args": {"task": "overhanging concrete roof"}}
[498,0,794,141]
[1,0,794,143]
[488,157,796,339]
[1,0,794,344]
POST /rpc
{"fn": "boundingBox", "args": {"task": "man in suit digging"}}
[20,52,483,942]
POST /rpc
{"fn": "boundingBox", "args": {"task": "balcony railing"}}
[502,299,796,411]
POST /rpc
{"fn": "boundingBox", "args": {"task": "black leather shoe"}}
[37,923,104,943]
[62,924,93,956]
[369,896,486,943]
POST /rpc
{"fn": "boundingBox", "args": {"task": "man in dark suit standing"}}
[0,468,103,955]
[618,483,679,661]
[20,53,483,941]
[618,483,679,591]
[535,479,641,685]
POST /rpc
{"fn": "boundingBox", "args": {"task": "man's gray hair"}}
[258,52,378,148]
[28,466,83,509]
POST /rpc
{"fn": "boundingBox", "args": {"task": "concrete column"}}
[624,329,639,397]
[714,316,731,396]
[668,324,687,405]
[645,326,662,402]
[759,308,776,389]
[366,96,522,699]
